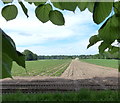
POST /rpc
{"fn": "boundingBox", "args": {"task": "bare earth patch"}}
[61,59,118,79]
[1,59,119,93]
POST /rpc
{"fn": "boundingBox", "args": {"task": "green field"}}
[12,59,71,76]
[80,59,118,69]
[2,89,119,102]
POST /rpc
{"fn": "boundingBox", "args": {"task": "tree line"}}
[23,49,119,61]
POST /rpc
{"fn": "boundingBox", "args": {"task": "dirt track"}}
[1,59,119,93]
[61,59,118,79]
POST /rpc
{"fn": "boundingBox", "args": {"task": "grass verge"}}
[2,89,119,102]
[81,59,118,69]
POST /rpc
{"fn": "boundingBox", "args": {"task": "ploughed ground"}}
[1,59,119,93]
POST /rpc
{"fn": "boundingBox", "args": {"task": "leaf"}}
[52,2,64,10]
[87,2,95,13]
[111,15,120,28]
[16,51,25,68]
[35,4,52,23]
[34,2,46,6]
[19,1,29,18]
[114,1,120,16]
[2,53,13,79]
[117,39,120,43]
[24,0,32,4]
[99,42,110,54]
[28,2,32,4]
[49,10,65,26]
[2,30,18,61]
[93,2,113,24]
[77,2,88,11]
[2,29,25,68]
[108,46,119,54]
[53,2,77,11]
[2,4,18,21]
[98,15,119,44]
[2,0,13,4]
[87,35,101,49]
[1,29,26,78]
[59,2,77,11]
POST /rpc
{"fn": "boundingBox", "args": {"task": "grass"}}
[80,59,118,69]
[2,89,119,102]
[11,59,71,76]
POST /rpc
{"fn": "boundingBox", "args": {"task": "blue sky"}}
[0,1,101,55]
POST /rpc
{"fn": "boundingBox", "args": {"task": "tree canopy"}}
[1,0,120,78]
[22,49,38,61]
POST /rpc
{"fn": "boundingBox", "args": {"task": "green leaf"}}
[98,15,119,44]
[2,29,25,68]
[28,2,32,4]
[53,2,77,11]
[77,2,88,11]
[93,2,113,24]
[111,15,120,28]
[35,4,52,23]
[59,2,77,11]
[19,2,29,18]
[114,1,120,16]
[2,30,18,61]
[1,29,26,78]
[87,35,101,49]
[24,0,32,4]
[2,0,13,4]
[2,4,18,21]
[2,53,13,79]
[49,10,65,26]
[87,2,95,13]
[108,46,119,54]
[16,51,25,68]
[34,2,46,6]
[52,2,64,10]
[99,42,110,54]
[117,39,120,43]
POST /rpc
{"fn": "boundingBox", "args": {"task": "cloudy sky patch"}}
[0,1,100,55]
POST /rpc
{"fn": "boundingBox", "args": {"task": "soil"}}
[61,59,118,79]
[1,59,119,93]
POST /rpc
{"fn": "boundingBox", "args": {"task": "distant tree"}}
[22,49,38,61]
[33,54,38,60]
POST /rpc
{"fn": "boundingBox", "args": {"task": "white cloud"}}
[0,3,99,55]
[17,37,100,55]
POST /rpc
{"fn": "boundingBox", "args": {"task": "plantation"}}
[11,59,71,76]
[81,59,118,69]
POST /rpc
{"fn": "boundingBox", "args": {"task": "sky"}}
[0,1,102,55]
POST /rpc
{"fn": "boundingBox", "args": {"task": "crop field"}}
[2,59,118,97]
[11,59,71,76]
[80,59,118,69]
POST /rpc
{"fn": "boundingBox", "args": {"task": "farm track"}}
[1,59,119,93]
